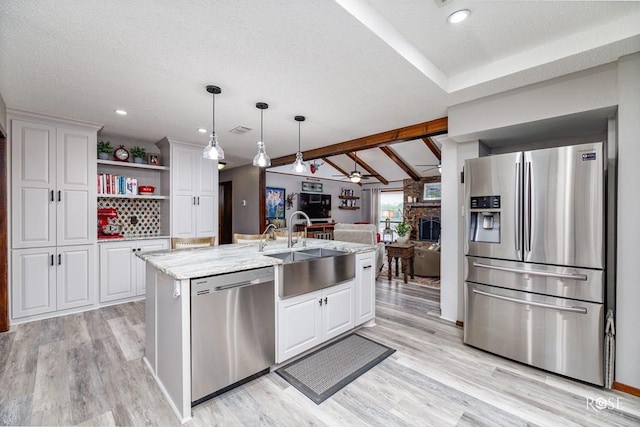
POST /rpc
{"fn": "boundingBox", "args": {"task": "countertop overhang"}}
[137,239,375,280]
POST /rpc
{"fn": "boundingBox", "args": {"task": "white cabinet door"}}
[135,240,169,296]
[322,280,355,341]
[11,248,57,318]
[171,145,198,238]
[355,252,375,325]
[277,291,322,363]
[56,127,95,246]
[11,120,57,248]
[196,156,216,237]
[99,242,136,302]
[57,245,95,310]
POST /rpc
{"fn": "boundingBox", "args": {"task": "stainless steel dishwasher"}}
[191,266,275,404]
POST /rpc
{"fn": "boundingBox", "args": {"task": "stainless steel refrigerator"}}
[464,142,605,386]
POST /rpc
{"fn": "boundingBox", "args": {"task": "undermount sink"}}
[265,248,355,298]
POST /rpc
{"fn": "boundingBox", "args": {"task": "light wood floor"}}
[1,278,639,426]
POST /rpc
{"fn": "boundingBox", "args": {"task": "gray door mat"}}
[275,333,395,404]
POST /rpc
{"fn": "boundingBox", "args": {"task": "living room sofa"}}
[414,244,440,277]
[333,223,385,277]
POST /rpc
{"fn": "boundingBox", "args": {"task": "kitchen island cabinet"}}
[138,239,375,423]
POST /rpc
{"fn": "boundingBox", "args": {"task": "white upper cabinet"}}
[11,115,99,248]
[158,138,218,239]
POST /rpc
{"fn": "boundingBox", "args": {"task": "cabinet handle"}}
[132,248,136,252]
[50,190,54,202]
[363,265,372,269]
[324,297,328,305]
[50,254,54,266]
[58,191,61,202]
[197,196,200,205]
[58,254,61,265]
[193,196,196,205]
[319,298,323,306]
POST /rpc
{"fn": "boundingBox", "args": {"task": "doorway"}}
[218,181,233,244]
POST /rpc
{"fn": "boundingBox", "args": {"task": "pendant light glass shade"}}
[291,115,307,173]
[203,85,224,160]
[253,141,271,167]
[252,102,271,167]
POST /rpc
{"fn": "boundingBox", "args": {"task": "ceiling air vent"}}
[433,0,453,7]
[229,125,252,135]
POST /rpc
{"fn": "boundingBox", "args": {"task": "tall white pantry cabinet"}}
[157,137,217,239]
[9,110,102,320]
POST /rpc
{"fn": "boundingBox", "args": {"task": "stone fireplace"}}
[402,177,441,241]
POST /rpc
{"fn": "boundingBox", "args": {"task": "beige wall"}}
[219,164,261,234]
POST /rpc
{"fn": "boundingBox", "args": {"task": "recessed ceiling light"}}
[447,9,470,24]
[197,128,208,133]
[114,109,127,115]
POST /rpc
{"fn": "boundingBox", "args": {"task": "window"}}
[379,191,403,234]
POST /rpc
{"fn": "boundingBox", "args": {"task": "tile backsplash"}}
[98,198,161,237]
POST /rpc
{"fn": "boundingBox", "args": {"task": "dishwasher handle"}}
[215,278,264,292]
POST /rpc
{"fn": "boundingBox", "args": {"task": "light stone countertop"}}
[98,235,171,243]
[137,239,375,280]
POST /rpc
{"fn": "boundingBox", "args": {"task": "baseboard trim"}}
[613,382,640,397]
[455,321,464,328]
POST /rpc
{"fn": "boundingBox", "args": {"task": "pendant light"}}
[202,85,224,160]
[291,115,307,173]
[252,102,271,167]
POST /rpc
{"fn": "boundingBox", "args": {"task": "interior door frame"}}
[0,124,8,332]
[218,181,233,244]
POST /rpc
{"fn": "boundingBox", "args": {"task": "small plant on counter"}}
[130,146,147,163]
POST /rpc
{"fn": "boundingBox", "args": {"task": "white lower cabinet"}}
[11,245,96,319]
[354,251,375,325]
[99,239,169,303]
[277,280,354,363]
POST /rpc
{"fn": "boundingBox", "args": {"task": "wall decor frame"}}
[266,186,286,220]
[302,181,323,193]
[423,183,441,201]
[147,153,160,165]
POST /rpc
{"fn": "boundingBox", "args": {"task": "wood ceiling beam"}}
[270,116,448,167]
[346,152,389,185]
[421,137,441,161]
[322,157,349,178]
[379,146,421,181]
[322,157,362,186]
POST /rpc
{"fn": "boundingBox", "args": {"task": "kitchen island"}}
[138,239,377,423]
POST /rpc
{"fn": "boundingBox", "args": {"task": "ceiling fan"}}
[333,152,376,183]
[415,162,442,174]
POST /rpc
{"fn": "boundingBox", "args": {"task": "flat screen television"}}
[298,193,331,221]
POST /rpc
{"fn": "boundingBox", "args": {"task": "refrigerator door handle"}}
[524,161,532,253]
[515,162,521,255]
[472,262,588,281]
[472,289,588,314]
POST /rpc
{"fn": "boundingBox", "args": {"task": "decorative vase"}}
[396,235,409,244]
[134,157,144,164]
[98,152,110,160]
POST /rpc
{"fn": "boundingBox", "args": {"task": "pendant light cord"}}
[298,121,301,151]
[260,109,264,142]
[211,93,215,134]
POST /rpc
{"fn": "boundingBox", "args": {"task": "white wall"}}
[448,62,618,142]
[440,138,480,322]
[266,172,363,226]
[445,57,640,389]
[615,53,640,390]
[0,91,6,136]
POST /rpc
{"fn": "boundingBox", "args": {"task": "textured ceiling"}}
[1,0,639,179]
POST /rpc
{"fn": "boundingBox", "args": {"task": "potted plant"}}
[130,146,147,164]
[393,220,412,244]
[97,140,113,160]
